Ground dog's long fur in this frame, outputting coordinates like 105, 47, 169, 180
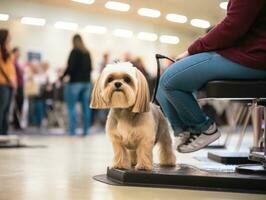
91, 62, 176, 171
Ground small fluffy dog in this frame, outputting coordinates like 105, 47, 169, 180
90, 62, 176, 171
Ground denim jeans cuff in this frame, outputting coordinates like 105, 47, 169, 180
173, 127, 186, 137
188, 117, 214, 134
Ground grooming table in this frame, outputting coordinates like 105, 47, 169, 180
94, 164, 266, 194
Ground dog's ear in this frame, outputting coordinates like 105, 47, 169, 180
90, 76, 106, 109
132, 68, 150, 113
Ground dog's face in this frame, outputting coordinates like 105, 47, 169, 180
90, 62, 150, 113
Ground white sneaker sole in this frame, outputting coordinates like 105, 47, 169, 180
177, 131, 221, 153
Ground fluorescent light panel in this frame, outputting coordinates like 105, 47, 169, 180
112, 29, 133, 38
71, 0, 95, 4
137, 32, 157, 41
21, 17, 46, 26
54, 21, 78, 30
220, 1, 228, 10
138, 8, 161, 18
159, 35, 180, 44
85, 25, 107, 34
0, 13, 9, 21
105, 1, 130, 12
166, 13, 187, 23
190, 19, 210, 29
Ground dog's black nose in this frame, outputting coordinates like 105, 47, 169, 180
114, 82, 122, 89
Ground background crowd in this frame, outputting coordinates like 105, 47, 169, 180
0, 29, 163, 136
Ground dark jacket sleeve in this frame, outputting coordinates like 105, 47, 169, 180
61, 50, 76, 80
188, 0, 265, 55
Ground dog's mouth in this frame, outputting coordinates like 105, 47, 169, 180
114, 88, 123, 92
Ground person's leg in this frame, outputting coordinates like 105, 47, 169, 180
80, 83, 92, 136
2, 87, 12, 134
157, 52, 266, 152
0, 86, 10, 135
156, 88, 187, 135
157, 53, 215, 135
35, 99, 45, 127
13, 87, 24, 129
64, 83, 80, 135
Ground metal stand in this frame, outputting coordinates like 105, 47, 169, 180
208, 102, 256, 165
236, 103, 266, 174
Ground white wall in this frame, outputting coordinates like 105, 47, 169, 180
0, 0, 196, 75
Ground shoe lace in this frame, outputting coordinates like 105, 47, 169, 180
184, 134, 200, 145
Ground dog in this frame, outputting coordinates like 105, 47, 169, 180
90, 62, 176, 171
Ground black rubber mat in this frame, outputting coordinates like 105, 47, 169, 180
93, 164, 266, 194
208, 152, 258, 165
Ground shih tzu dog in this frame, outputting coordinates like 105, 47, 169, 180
90, 62, 176, 171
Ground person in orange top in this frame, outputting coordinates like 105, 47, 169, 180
0, 29, 17, 135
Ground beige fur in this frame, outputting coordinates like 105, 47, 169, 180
90, 62, 176, 171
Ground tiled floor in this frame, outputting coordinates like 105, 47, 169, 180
0, 130, 265, 200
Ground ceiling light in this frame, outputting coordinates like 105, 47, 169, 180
138, 8, 161, 18
166, 13, 187, 23
159, 35, 180, 44
0, 13, 9, 21
85, 25, 107, 34
190, 19, 210, 29
71, 0, 95, 4
105, 1, 130, 12
112, 29, 133, 38
220, 1, 228, 10
137, 32, 157, 41
21, 17, 46, 26
54, 21, 78, 30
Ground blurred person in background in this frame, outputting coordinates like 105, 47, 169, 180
99, 52, 110, 73
12, 47, 24, 130
133, 57, 155, 96
25, 62, 53, 128
133, 57, 149, 78
34, 62, 54, 128
0, 29, 17, 135
61, 34, 92, 136
123, 52, 133, 63
92, 52, 111, 127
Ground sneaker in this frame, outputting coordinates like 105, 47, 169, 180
173, 131, 190, 149
177, 123, 221, 153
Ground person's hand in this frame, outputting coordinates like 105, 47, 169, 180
176, 50, 189, 61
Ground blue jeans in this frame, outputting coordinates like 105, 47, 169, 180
34, 99, 46, 127
0, 86, 12, 135
156, 52, 266, 136
65, 82, 92, 135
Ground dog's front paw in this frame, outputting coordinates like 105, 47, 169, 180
112, 162, 131, 170
135, 163, 153, 171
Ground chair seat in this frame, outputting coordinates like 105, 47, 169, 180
198, 80, 266, 99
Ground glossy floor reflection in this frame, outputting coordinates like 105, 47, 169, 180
0, 132, 265, 200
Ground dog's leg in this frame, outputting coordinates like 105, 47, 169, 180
129, 150, 137, 166
111, 140, 130, 169
135, 140, 153, 171
158, 119, 176, 166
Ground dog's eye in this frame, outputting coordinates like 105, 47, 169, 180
107, 77, 113, 83
124, 77, 131, 84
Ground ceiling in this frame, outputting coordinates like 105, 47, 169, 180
24, 0, 226, 35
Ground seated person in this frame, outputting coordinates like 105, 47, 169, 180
156, 0, 266, 153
